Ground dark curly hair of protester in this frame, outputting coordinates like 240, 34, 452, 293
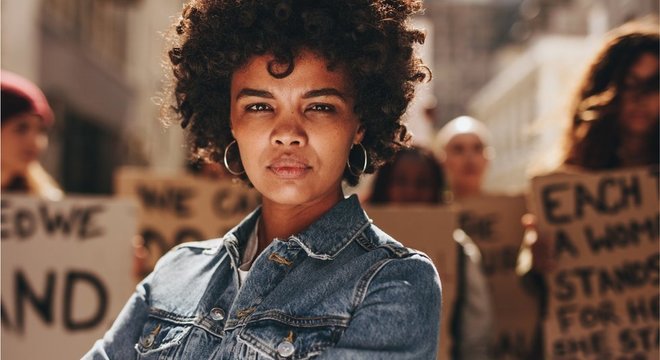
164, 0, 429, 185
564, 23, 659, 169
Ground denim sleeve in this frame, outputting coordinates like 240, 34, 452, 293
81, 272, 152, 360
317, 254, 442, 360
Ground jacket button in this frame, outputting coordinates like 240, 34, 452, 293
141, 323, 161, 348
142, 333, 155, 348
210, 307, 225, 321
276, 340, 295, 357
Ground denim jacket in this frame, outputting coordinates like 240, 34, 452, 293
84, 195, 441, 359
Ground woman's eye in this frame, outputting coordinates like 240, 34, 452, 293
246, 103, 272, 112
308, 104, 336, 113
14, 123, 30, 134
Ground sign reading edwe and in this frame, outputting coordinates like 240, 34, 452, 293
1, 194, 137, 359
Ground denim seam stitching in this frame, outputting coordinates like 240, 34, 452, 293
290, 220, 370, 260
351, 258, 394, 310
148, 309, 197, 324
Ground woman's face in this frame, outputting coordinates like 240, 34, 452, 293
442, 133, 487, 193
230, 50, 363, 207
386, 154, 438, 204
619, 52, 659, 136
1, 113, 48, 176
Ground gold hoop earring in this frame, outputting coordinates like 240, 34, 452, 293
223, 140, 245, 176
347, 143, 368, 176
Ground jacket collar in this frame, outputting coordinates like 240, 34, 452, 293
227, 194, 370, 261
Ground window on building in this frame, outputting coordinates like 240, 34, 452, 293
60, 110, 120, 194
41, 0, 132, 72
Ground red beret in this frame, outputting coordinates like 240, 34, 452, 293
1, 70, 54, 126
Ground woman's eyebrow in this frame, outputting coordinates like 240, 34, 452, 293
235, 87, 347, 101
236, 88, 274, 100
302, 88, 346, 100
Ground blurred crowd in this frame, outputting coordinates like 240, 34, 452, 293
2, 17, 658, 360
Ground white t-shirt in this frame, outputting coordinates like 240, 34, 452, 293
237, 218, 259, 285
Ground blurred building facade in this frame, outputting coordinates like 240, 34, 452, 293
403, 16, 436, 146
468, 0, 659, 194
2, 0, 185, 194
424, 0, 521, 128
470, 35, 597, 194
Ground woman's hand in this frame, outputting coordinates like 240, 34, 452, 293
132, 235, 151, 282
517, 213, 556, 275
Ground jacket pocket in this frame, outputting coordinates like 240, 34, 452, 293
237, 317, 345, 360
134, 316, 192, 359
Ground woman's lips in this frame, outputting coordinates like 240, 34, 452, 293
22, 150, 39, 162
268, 158, 311, 179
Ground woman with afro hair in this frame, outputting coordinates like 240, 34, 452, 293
85, 0, 441, 358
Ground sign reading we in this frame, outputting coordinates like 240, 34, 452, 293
1, 194, 136, 359
531, 166, 659, 360
458, 195, 539, 360
115, 167, 261, 278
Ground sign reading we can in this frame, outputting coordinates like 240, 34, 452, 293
531, 166, 659, 360
1, 194, 136, 359
115, 167, 261, 277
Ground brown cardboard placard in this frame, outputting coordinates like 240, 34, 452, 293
458, 195, 540, 359
1, 194, 137, 359
114, 167, 261, 277
365, 205, 458, 360
530, 166, 659, 360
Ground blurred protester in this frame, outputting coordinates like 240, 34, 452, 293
522, 21, 659, 273
1, 70, 62, 200
368, 145, 445, 204
434, 115, 493, 201
368, 144, 493, 360
433, 117, 495, 359
519, 21, 659, 358
564, 23, 659, 170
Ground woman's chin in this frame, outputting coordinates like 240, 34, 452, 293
258, 185, 315, 206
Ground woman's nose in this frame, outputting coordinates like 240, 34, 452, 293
270, 114, 307, 147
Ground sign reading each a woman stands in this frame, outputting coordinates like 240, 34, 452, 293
531, 166, 659, 360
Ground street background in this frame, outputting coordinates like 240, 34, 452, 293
2, 0, 658, 196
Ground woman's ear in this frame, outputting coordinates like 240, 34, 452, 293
354, 125, 365, 144
484, 146, 496, 161
437, 149, 447, 163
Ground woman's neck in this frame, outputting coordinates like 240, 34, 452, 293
618, 133, 652, 167
451, 184, 481, 201
1, 167, 19, 189
257, 188, 344, 253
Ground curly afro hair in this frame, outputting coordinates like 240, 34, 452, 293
165, 0, 429, 186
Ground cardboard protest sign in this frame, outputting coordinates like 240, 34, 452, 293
115, 167, 261, 278
1, 194, 137, 359
531, 166, 659, 360
458, 195, 540, 359
365, 205, 458, 360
